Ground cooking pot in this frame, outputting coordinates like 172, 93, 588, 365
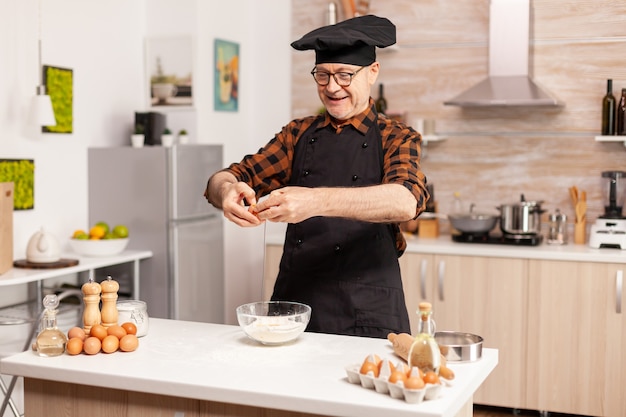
498, 194, 545, 235
448, 204, 499, 234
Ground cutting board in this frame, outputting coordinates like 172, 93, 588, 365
0, 182, 13, 274
13, 258, 79, 269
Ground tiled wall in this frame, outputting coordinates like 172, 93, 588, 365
291, 0, 626, 236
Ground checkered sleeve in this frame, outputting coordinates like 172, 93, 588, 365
379, 118, 429, 218
225, 116, 318, 200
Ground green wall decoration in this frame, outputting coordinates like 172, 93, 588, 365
43, 65, 73, 134
0, 159, 35, 210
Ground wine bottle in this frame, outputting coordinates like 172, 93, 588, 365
601, 79, 616, 135
375, 83, 388, 115
617, 88, 626, 136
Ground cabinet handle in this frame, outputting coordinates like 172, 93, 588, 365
420, 259, 427, 300
437, 260, 445, 302
617, 270, 623, 314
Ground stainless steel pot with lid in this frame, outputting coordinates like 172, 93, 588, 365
498, 194, 545, 235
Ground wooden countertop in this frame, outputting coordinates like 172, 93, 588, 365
265, 233, 626, 264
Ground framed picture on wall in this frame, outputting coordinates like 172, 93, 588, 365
145, 36, 194, 108
43, 65, 73, 134
0, 159, 35, 210
214, 39, 239, 112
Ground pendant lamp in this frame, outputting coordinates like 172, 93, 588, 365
28, 0, 56, 127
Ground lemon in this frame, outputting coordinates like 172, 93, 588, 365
112, 224, 129, 239
95, 221, 110, 234
72, 229, 87, 238
89, 225, 106, 239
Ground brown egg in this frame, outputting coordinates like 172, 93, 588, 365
101, 335, 120, 353
119, 334, 139, 352
90, 324, 107, 341
121, 322, 137, 336
359, 354, 381, 377
423, 371, 440, 385
66, 337, 84, 355
83, 336, 101, 355
67, 327, 86, 341
107, 325, 127, 340
404, 376, 425, 390
388, 369, 408, 384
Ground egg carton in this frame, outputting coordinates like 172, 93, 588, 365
344, 363, 444, 404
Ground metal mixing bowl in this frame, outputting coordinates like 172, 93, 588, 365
435, 331, 483, 362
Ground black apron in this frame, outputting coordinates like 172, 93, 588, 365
271, 117, 411, 338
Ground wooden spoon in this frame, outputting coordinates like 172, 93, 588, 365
569, 186, 578, 207
576, 200, 587, 224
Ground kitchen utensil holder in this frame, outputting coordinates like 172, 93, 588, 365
574, 221, 586, 244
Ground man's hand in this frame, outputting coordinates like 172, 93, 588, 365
254, 187, 319, 224
206, 171, 263, 227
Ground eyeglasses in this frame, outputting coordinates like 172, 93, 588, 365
310, 66, 366, 87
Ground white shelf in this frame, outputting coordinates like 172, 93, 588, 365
595, 135, 626, 146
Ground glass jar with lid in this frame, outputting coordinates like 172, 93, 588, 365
547, 209, 567, 245
116, 300, 149, 337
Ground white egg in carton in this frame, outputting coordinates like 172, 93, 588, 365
345, 358, 444, 404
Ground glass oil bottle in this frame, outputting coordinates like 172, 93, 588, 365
35, 294, 68, 357
408, 302, 441, 373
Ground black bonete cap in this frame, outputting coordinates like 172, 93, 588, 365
291, 15, 396, 66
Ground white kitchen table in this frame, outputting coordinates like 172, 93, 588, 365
0, 318, 497, 417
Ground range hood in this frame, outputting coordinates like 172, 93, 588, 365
444, 0, 562, 107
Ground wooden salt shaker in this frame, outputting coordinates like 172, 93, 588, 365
100, 275, 119, 328
81, 278, 102, 333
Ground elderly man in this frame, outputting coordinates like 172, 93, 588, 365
205, 15, 429, 338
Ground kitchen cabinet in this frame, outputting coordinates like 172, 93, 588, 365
399, 253, 528, 409
264, 237, 626, 416
526, 260, 625, 416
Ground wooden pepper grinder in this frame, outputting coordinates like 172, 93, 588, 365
100, 275, 119, 328
81, 278, 102, 333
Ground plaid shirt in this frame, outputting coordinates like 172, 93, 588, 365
223, 99, 429, 251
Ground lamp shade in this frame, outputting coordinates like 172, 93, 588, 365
28, 93, 56, 126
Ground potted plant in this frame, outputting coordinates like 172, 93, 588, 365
178, 129, 189, 144
151, 57, 177, 104
131, 124, 144, 148
161, 128, 174, 147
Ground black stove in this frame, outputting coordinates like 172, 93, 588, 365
452, 232, 543, 246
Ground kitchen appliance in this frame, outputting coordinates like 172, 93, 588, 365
589, 170, 626, 249
444, 0, 561, 107
88, 145, 224, 322
134, 111, 166, 145
452, 230, 543, 246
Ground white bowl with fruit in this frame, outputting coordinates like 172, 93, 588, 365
69, 222, 130, 257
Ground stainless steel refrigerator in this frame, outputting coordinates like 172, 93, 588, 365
88, 145, 224, 323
